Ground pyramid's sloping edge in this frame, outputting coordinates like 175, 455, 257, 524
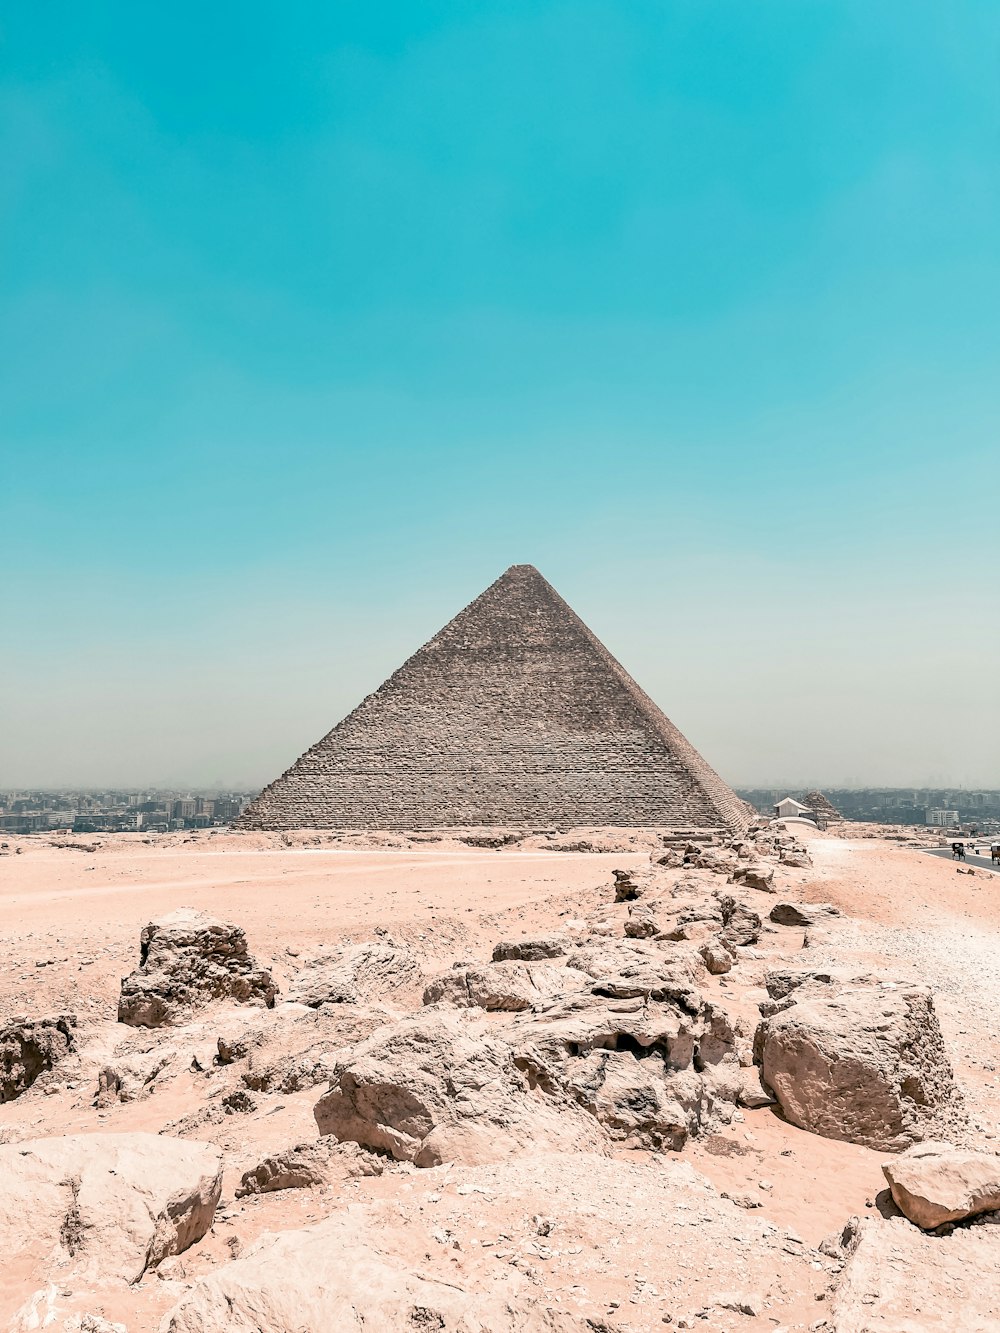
519, 570, 752, 834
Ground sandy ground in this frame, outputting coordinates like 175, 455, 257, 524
1, 827, 999, 1330
0, 834, 634, 1021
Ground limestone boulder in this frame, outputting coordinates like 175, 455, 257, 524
1, 1014, 76, 1101
118, 909, 276, 1027
830, 1214, 1000, 1331
313, 1010, 604, 1166
663, 918, 720, 946
683, 844, 737, 874
95, 1049, 172, 1106
0, 1132, 222, 1310
91, 1020, 245, 1108
236, 1139, 383, 1198
764, 965, 833, 1001
651, 846, 684, 868
675, 899, 724, 930
9, 1300, 128, 1333
623, 901, 659, 938
817, 1214, 863, 1261
699, 938, 734, 975
769, 901, 839, 927
214, 1003, 389, 1094
882, 1142, 1000, 1229
506, 988, 742, 1149
730, 862, 775, 892
760, 984, 961, 1150
422, 960, 569, 1011
780, 847, 812, 869
286, 939, 424, 1008
761, 965, 875, 1007
567, 938, 704, 1008
612, 868, 643, 901
162, 1213, 574, 1332
493, 936, 568, 961
736, 1068, 776, 1109
756, 967, 880, 1027
719, 896, 761, 949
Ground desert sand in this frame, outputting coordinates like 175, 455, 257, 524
2, 825, 999, 1330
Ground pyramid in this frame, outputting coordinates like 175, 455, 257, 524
802, 790, 841, 820
237, 565, 749, 833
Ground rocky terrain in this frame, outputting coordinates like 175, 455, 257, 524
1, 822, 999, 1330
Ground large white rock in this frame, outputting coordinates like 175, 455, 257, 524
313, 1010, 604, 1166
883, 1142, 1000, 1229
760, 984, 960, 1150
0, 1132, 222, 1320
286, 939, 423, 1008
422, 960, 570, 1011
830, 1214, 1000, 1331
162, 1213, 575, 1332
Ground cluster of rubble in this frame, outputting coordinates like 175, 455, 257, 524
2, 827, 999, 1330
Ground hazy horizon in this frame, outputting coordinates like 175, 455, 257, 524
3, 4, 998, 792
2, 557, 996, 793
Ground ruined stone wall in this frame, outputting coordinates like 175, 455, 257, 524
238, 566, 749, 833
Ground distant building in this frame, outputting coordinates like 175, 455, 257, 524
212, 797, 242, 822
0, 813, 49, 833
774, 797, 815, 821
927, 809, 960, 827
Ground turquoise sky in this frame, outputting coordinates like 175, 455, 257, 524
2, 1, 998, 788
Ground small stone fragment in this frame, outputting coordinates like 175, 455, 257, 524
624, 902, 658, 939
613, 870, 641, 902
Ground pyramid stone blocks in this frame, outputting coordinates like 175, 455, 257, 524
803, 790, 841, 820
237, 565, 748, 833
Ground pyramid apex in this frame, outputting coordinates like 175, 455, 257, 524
491, 563, 550, 591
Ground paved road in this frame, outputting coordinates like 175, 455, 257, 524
920, 846, 1000, 874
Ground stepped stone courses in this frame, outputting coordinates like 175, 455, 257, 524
238, 564, 749, 832
803, 789, 841, 819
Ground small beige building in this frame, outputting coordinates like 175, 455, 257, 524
774, 796, 815, 821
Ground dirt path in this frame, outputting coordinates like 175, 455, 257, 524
0, 835, 635, 1021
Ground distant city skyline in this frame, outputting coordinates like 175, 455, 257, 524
5, 784, 999, 839
2, 3, 997, 789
